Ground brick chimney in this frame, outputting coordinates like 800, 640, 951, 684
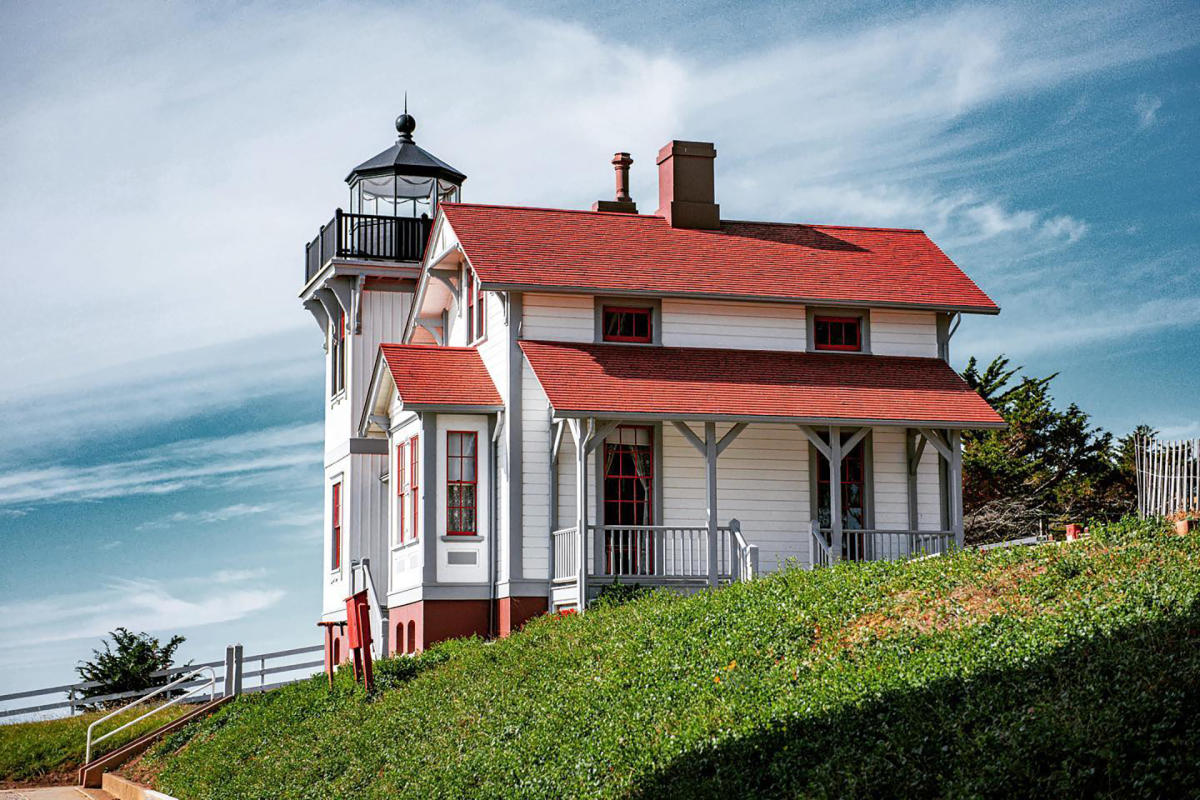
592, 152, 638, 213
655, 140, 719, 229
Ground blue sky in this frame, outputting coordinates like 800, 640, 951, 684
1, 0, 1197, 695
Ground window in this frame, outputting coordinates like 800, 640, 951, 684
603, 426, 654, 574
410, 435, 419, 539
446, 431, 477, 535
330, 312, 346, 396
465, 269, 485, 343
602, 306, 652, 343
813, 316, 861, 351
396, 441, 408, 543
330, 480, 342, 570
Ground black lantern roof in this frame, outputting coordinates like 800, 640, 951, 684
345, 113, 466, 185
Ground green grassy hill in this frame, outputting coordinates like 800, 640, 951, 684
0, 703, 191, 787
131, 518, 1200, 799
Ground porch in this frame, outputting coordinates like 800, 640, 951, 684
546, 415, 964, 611
521, 339, 1003, 611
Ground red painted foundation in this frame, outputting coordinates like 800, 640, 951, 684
385, 597, 549, 654
497, 596, 549, 637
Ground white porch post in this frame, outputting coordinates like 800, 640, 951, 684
566, 418, 592, 610
828, 425, 843, 563
705, 421, 719, 588
949, 429, 964, 549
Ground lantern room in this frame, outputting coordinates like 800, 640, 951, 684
346, 112, 466, 219
303, 110, 467, 284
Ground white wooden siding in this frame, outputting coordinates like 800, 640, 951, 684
661, 423, 811, 572
327, 290, 411, 458
323, 452, 389, 615
476, 292, 508, 397
662, 299, 806, 350
870, 309, 938, 357
522, 293, 593, 342
520, 365, 553, 580
872, 427, 943, 531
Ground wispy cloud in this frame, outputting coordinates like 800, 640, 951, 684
212, 568, 269, 584
99, 540, 122, 551
958, 294, 1200, 356
138, 503, 275, 531
0, 578, 285, 646
1134, 93, 1163, 128
0, 424, 321, 508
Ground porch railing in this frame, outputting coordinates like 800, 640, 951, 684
552, 526, 578, 583
304, 210, 433, 283
587, 524, 733, 580
551, 522, 757, 585
809, 519, 952, 566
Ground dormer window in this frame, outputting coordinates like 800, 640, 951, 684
813, 316, 861, 352
602, 306, 652, 343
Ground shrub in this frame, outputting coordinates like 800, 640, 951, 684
76, 628, 187, 709
592, 578, 652, 608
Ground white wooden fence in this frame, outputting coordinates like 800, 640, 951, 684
1136, 435, 1200, 518
0, 643, 323, 725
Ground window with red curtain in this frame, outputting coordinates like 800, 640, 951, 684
409, 435, 419, 539
603, 426, 654, 574
396, 441, 408, 543
446, 431, 477, 535
602, 306, 652, 343
330, 481, 342, 570
813, 316, 861, 351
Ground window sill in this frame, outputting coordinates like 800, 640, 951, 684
329, 390, 347, 406
391, 539, 421, 551
441, 534, 483, 542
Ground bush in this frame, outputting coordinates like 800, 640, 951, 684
592, 578, 652, 608
76, 628, 186, 710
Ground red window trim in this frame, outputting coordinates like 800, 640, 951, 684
813, 315, 862, 352
445, 431, 477, 536
330, 481, 342, 570
410, 434, 419, 540
602, 425, 655, 574
602, 306, 653, 343
396, 441, 407, 543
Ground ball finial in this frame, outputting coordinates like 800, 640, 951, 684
395, 112, 416, 141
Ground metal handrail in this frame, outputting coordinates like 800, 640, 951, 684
84, 666, 215, 764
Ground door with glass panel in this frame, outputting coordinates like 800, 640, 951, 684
816, 434, 869, 560
602, 426, 655, 575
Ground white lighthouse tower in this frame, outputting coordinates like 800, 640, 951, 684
299, 111, 465, 663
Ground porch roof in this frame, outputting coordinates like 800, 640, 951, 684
379, 344, 502, 410
519, 340, 1005, 428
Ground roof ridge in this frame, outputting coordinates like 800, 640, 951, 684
381, 343, 480, 352
721, 218, 926, 235
443, 203, 927, 234
441, 201, 664, 220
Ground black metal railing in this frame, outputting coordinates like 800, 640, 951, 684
304, 210, 433, 283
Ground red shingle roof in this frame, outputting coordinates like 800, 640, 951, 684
441, 203, 998, 313
519, 340, 1004, 427
379, 345, 502, 409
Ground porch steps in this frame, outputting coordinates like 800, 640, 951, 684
77, 697, 231, 789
